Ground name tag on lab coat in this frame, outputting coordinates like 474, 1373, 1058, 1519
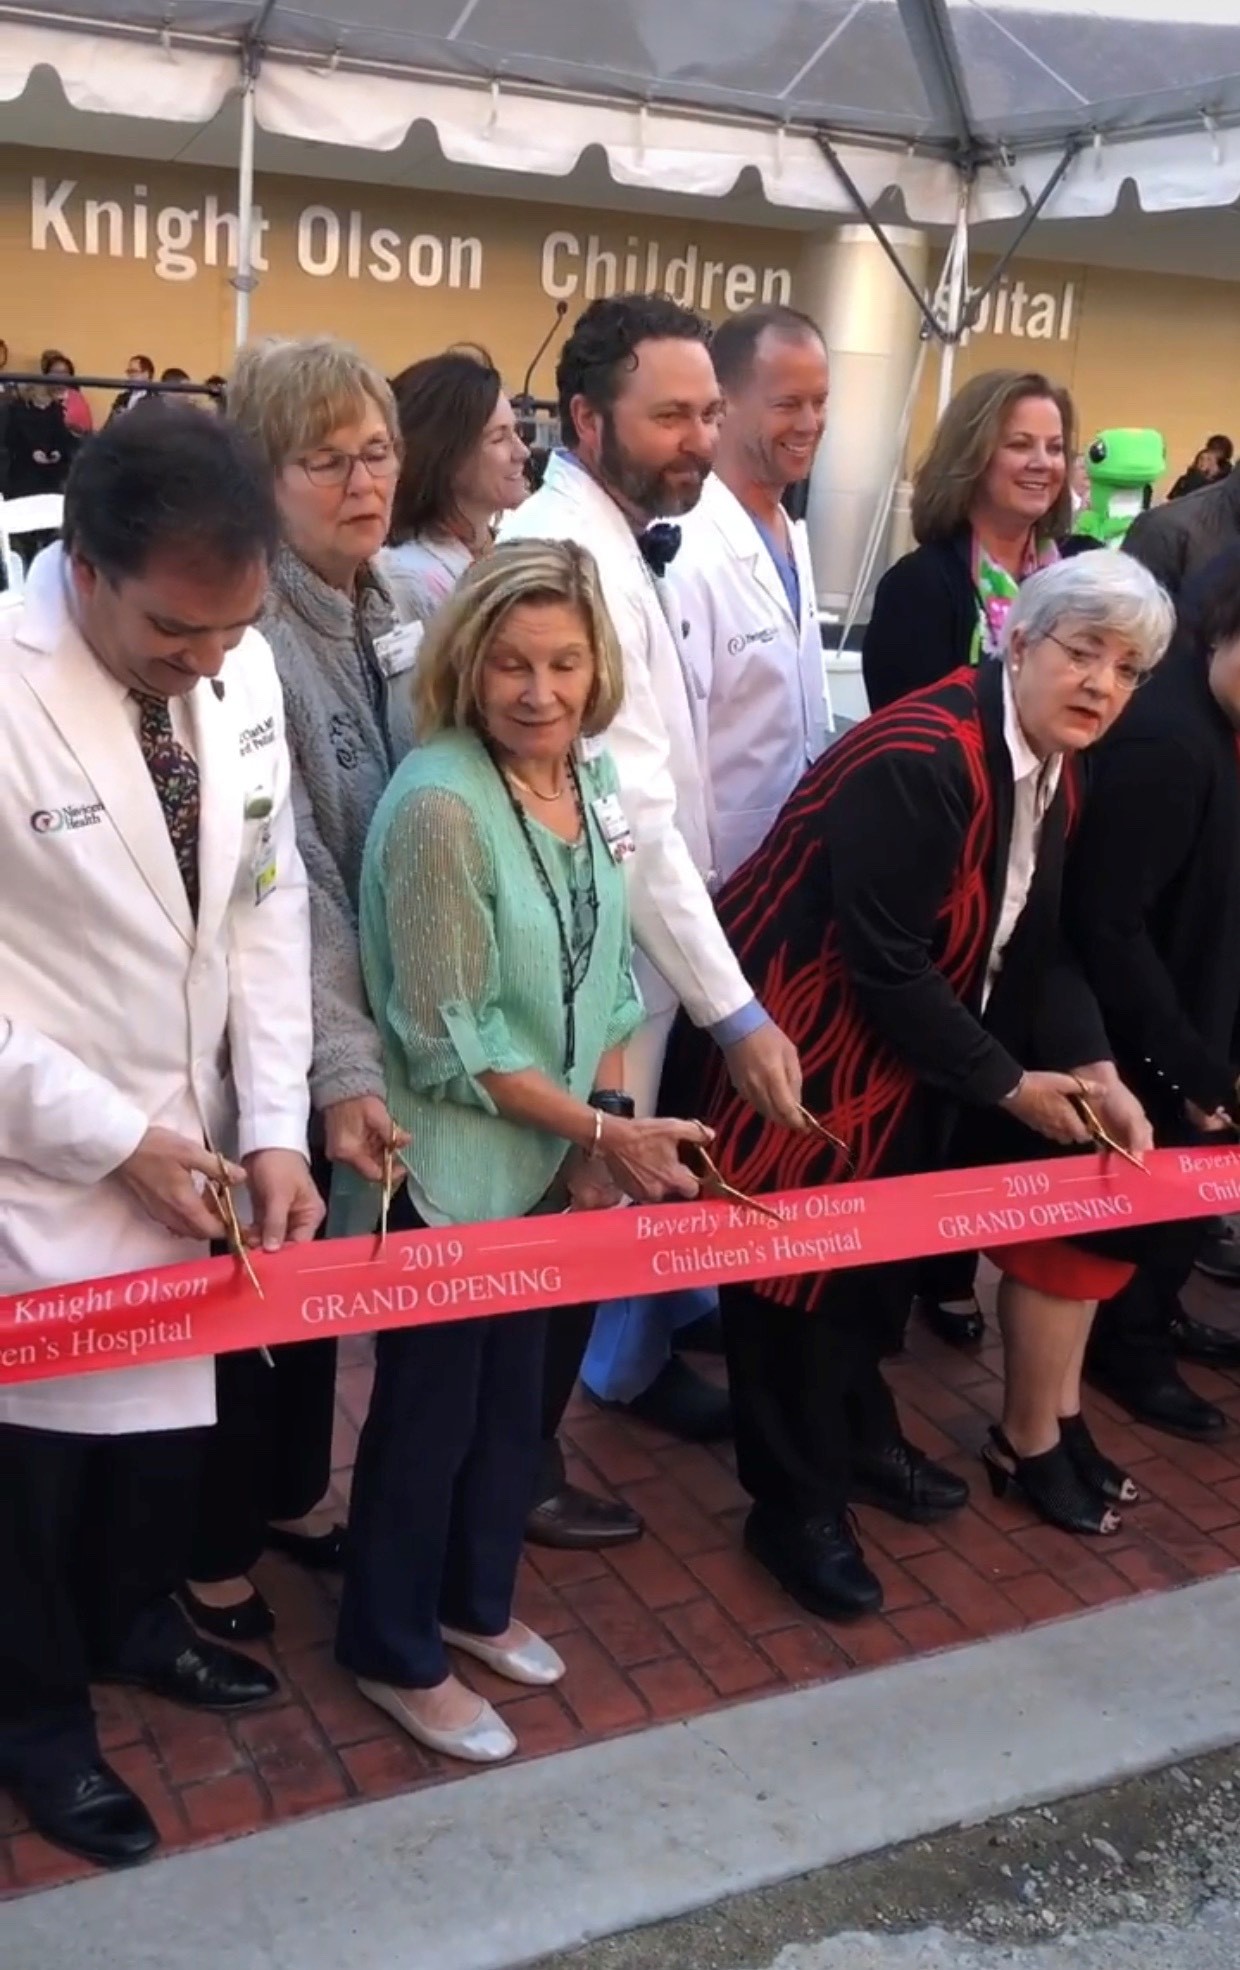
251, 822, 277, 905
592, 792, 635, 863
373, 623, 423, 680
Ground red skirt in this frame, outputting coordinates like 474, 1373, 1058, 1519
985, 1239, 1136, 1300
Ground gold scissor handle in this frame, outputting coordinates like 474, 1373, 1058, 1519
377, 1133, 401, 1253
1071, 1079, 1148, 1173
681, 1141, 783, 1223
796, 1105, 856, 1178
207, 1155, 268, 1300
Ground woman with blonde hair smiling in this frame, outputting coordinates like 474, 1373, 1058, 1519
336, 537, 706, 1762
180, 336, 414, 1643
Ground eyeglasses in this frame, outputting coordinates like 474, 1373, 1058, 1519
298, 441, 400, 488
1045, 634, 1149, 693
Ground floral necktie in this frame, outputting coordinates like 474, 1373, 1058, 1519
134, 691, 200, 919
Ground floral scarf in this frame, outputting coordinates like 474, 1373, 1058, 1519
970, 532, 1059, 665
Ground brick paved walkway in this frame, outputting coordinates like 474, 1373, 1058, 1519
6, 1276, 1240, 1898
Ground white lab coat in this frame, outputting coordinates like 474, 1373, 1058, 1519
499, 455, 752, 1106
0, 547, 313, 1435
672, 475, 833, 884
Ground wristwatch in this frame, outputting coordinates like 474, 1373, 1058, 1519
589, 1089, 636, 1120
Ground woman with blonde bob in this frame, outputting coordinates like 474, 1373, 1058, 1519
862, 367, 1075, 1353
336, 538, 706, 1763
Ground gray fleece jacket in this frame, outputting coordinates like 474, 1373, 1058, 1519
263, 544, 417, 1112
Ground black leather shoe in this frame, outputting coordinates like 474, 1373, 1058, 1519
1170, 1311, 1240, 1366
526, 1483, 644, 1549
1194, 1224, 1240, 1283
179, 1581, 275, 1643
591, 1357, 732, 1441
103, 1639, 279, 1711
915, 1295, 985, 1349
264, 1522, 346, 1571
1086, 1366, 1228, 1442
21, 1759, 158, 1869
850, 1440, 970, 1523
744, 1505, 883, 1621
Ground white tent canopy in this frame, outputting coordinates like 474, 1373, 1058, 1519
3, 0, 1240, 229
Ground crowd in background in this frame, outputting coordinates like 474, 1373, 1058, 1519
5, 296, 1240, 1875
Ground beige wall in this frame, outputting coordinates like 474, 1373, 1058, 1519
909, 257, 1240, 496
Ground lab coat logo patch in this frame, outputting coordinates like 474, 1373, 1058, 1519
30, 802, 103, 835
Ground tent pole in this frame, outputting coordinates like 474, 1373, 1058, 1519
233, 70, 257, 349
936, 181, 970, 417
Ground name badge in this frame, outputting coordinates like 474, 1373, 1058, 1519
578, 733, 606, 763
592, 792, 636, 863
251, 822, 277, 905
373, 623, 423, 680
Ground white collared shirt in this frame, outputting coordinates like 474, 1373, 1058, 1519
983, 667, 1062, 1007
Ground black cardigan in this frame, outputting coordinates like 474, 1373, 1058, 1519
1066, 562, 1240, 1119
862, 532, 977, 710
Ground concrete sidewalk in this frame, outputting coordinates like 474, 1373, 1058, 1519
7, 1572, 1240, 1970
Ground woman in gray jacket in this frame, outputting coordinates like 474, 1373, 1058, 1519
180, 335, 412, 1641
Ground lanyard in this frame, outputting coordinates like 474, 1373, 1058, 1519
495, 757, 600, 1079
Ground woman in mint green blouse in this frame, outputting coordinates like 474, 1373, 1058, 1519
337, 539, 706, 1767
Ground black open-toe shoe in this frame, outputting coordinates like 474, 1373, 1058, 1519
1059, 1412, 1141, 1506
981, 1424, 1121, 1537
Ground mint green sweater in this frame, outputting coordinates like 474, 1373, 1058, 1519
358, 727, 644, 1225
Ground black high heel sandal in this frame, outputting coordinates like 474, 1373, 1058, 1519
981, 1425, 1122, 1537
1059, 1412, 1141, 1506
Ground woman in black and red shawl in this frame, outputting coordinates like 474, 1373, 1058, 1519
663, 555, 1174, 1622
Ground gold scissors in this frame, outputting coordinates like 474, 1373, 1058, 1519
796, 1106, 856, 1178
681, 1139, 783, 1223
377, 1132, 401, 1254
206, 1154, 273, 1364
1071, 1078, 1148, 1174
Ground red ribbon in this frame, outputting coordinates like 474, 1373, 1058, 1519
3, 1145, 1238, 1387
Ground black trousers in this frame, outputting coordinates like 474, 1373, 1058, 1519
721, 1264, 905, 1520
917, 1250, 979, 1308
0, 1424, 201, 1778
1088, 1222, 1206, 1386
336, 1192, 548, 1688
537, 1301, 597, 1502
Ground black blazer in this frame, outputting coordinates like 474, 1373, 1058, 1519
1066, 566, 1240, 1119
862, 531, 977, 710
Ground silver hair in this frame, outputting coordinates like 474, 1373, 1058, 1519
1003, 552, 1176, 672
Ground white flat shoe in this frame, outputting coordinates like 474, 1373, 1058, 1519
441, 1623, 566, 1688
356, 1678, 517, 1763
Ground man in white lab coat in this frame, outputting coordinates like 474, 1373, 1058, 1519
501, 296, 805, 1523
0, 411, 321, 1867
671, 303, 834, 886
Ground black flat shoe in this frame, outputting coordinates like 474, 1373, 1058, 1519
103, 1639, 279, 1711
525, 1483, 644, 1550
179, 1580, 275, 1643
264, 1522, 346, 1571
915, 1295, 985, 1349
1059, 1412, 1140, 1506
849, 1439, 969, 1523
744, 1505, 883, 1621
590, 1357, 733, 1442
1085, 1365, 1228, 1442
1169, 1311, 1240, 1365
20, 1759, 159, 1869
982, 1425, 1121, 1536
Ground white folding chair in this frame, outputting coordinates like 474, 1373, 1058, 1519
0, 492, 66, 598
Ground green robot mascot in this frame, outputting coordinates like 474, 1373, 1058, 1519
1074, 428, 1167, 546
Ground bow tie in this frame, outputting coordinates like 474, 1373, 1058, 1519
637, 523, 682, 577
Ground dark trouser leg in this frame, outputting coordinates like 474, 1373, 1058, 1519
337, 1319, 490, 1689
78, 1431, 203, 1675
535, 1302, 597, 1504
917, 1251, 979, 1306
440, 1310, 548, 1637
721, 1272, 884, 1519
0, 1426, 96, 1779
258, 1338, 338, 1523
1088, 1228, 1202, 1385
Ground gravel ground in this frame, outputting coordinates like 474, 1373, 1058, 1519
528, 1746, 1240, 1969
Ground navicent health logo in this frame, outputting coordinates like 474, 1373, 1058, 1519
30, 809, 63, 834
30, 802, 104, 834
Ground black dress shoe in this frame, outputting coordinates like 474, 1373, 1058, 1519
103, 1639, 279, 1711
1086, 1365, 1228, 1442
915, 1295, 985, 1349
1170, 1311, 1240, 1366
21, 1759, 158, 1869
850, 1440, 969, 1523
264, 1522, 346, 1571
591, 1357, 732, 1442
744, 1505, 883, 1621
526, 1483, 644, 1550
179, 1581, 275, 1643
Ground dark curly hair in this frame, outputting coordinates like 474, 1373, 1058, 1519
555, 293, 710, 447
